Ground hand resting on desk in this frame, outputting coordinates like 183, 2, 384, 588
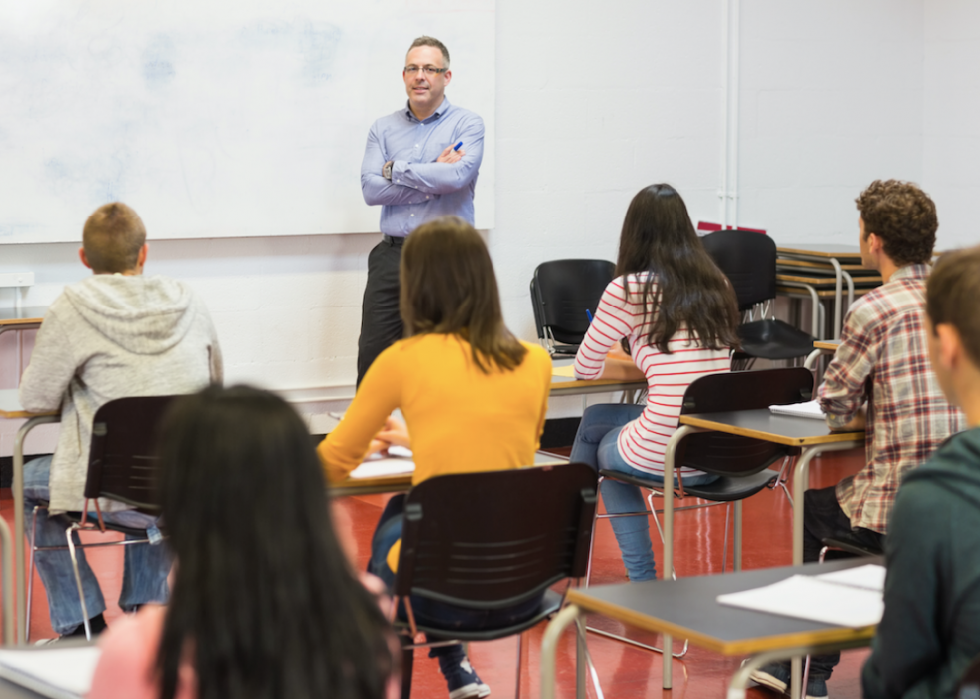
366, 416, 411, 456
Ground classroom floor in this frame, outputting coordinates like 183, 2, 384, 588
0, 446, 870, 698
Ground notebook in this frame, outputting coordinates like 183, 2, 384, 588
769, 399, 825, 420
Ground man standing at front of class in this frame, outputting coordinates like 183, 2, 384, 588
357, 36, 484, 386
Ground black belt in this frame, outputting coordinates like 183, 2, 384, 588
382, 234, 406, 246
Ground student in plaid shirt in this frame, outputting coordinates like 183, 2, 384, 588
752, 180, 965, 699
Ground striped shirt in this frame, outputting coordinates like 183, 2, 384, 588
819, 264, 965, 533
574, 274, 731, 477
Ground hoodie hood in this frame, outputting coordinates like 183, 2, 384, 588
63, 274, 196, 355
904, 427, 980, 509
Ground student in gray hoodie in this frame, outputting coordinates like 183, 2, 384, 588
20, 202, 222, 641
862, 244, 980, 698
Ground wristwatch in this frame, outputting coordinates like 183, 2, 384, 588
382, 161, 394, 180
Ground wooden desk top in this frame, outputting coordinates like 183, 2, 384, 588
813, 340, 841, 352
776, 245, 862, 259
777, 285, 876, 299
549, 360, 646, 396
330, 452, 570, 497
0, 389, 59, 420
567, 559, 878, 655
775, 273, 881, 287
0, 307, 46, 326
776, 258, 871, 272
679, 409, 863, 447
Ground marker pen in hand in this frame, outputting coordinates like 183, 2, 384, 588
453, 141, 463, 151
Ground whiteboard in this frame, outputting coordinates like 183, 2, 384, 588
0, 0, 495, 243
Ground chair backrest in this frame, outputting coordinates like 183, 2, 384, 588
701, 229, 777, 311
531, 260, 616, 346
677, 368, 815, 477
394, 464, 598, 608
83, 395, 180, 512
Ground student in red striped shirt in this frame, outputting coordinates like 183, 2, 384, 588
568, 184, 739, 582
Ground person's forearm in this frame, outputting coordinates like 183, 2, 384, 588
598, 357, 646, 381
392, 159, 479, 195
361, 173, 435, 206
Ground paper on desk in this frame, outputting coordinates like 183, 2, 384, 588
349, 457, 415, 479
551, 364, 577, 378
816, 563, 886, 591
0, 645, 101, 699
716, 574, 883, 628
769, 399, 825, 420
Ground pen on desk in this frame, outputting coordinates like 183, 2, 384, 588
586, 309, 594, 323
453, 141, 463, 151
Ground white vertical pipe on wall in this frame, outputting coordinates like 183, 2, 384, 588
720, 0, 740, 229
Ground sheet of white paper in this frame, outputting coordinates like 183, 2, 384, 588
815, 564, 886, 592
348, 458, 415, 479
769, 400, 826, 420
0, 646, 101, 699
716, 575, 883, 628
386, 445, 413, 458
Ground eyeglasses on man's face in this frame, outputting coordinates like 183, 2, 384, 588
404, 65, 447, 76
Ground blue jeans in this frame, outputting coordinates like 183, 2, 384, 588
368, 496, 541, 672
570, 403, 718, 582
23, 456, 172, 635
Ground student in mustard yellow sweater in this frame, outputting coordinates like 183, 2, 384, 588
318, 215, 551, 699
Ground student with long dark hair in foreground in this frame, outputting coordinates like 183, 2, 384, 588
319, 216, 552, 699
569, 184, 739, 583
89, 385, 397, 699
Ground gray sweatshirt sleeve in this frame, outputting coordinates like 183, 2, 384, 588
19, 309, 75, 413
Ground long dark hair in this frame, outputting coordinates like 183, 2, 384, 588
154, 385, 394, 699
616, 184, 739, 353
401, 216, 527, 372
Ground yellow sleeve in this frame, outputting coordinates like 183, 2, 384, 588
317, 345, 403, 483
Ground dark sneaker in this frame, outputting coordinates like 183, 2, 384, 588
750, 662, 790, 693
749, 661, 828, 699
445, 655, 491, 699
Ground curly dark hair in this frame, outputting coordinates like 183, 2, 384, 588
855, 180, 937, 265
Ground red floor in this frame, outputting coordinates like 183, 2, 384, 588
1, 446, 869, 698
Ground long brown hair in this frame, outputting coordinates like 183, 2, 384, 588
401, 216, 527, 373
616, 184, 739, 353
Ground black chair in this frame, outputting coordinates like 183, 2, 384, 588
701, 229, 815, 368
392, 464, 598, 699
26, 395, 178, 641
586, 368, 814, 653
530, 259, 616, 355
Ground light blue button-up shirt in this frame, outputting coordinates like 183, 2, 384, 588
360, 97, 484, 237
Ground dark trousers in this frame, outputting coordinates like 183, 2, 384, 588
799, 486, 885, 681
357, 238, 404, 387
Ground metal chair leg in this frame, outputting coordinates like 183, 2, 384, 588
584, 477, 604, 588
65, 525, 92, 641
575, 616, 606, 699
25, 506, 40, 643
514, 632, 523, 699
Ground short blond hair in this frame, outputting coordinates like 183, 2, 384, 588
82, 203, 146, 273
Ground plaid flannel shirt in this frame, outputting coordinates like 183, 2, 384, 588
818, 264, 965, 533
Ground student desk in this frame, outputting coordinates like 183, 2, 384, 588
776, 245, 863, 339
330, 451, 570, 497
548, 360, 646, 398
0, 390, 59, 645
540, 558, 878, 699
0, 309, 45, 387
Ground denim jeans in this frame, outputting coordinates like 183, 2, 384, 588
569, 403, 718, 582
368, 496, 541, 671
23, 456, 172, 635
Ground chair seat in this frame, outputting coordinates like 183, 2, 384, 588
737, 319, 814, 360
821, 534, 884, 558
59, 511, 154, 539
550, 344, 580, 356
598, 468, 779, 503
398, 588, 564, 643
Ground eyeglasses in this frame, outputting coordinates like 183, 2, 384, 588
404, 65, 447, 76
